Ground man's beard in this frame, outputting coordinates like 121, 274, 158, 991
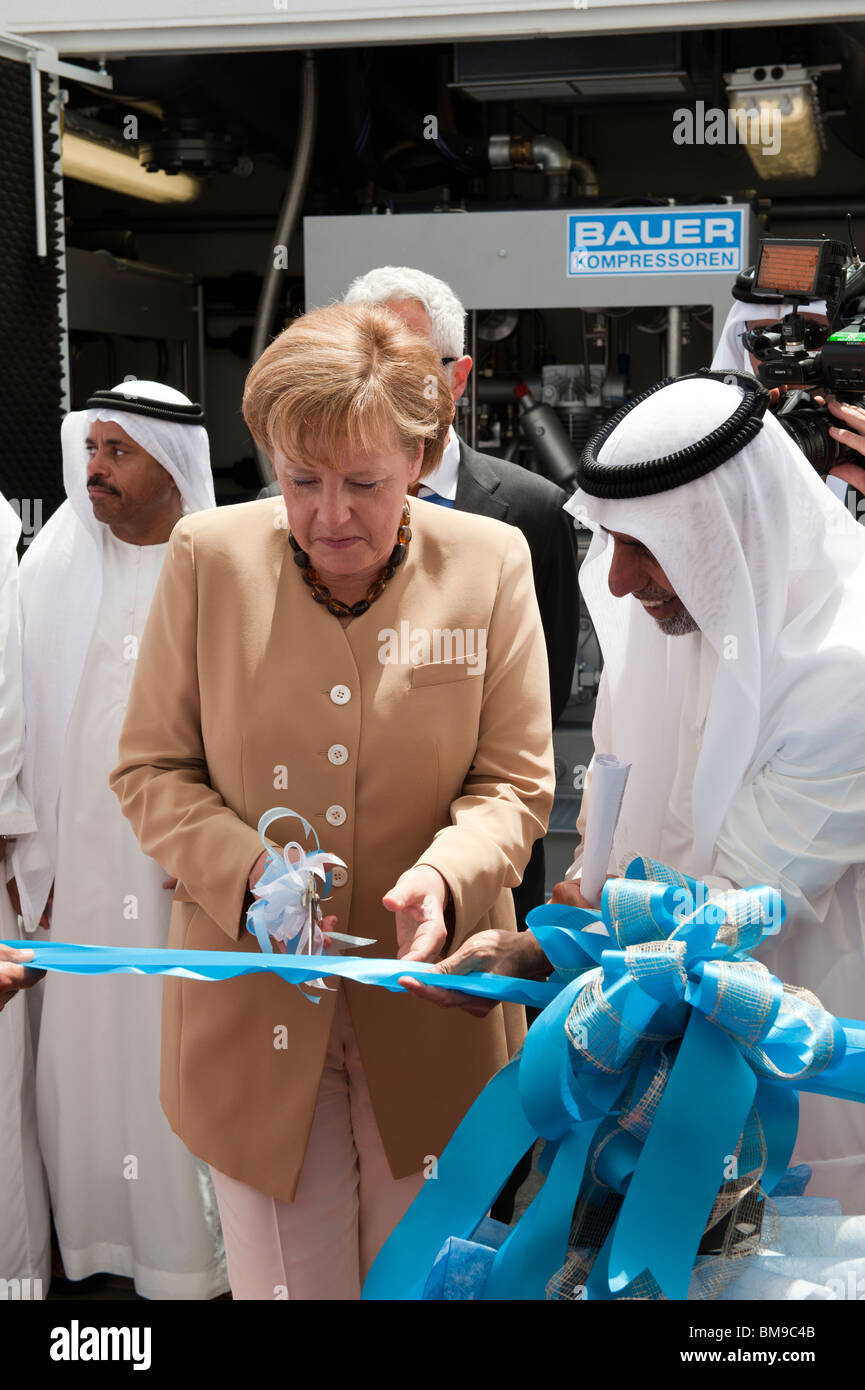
656, 607, 699, 636
635, 584, 699, 637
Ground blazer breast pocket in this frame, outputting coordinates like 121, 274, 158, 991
410, 660, 483, 690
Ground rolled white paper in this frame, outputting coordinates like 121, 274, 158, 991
572, 753, 631, 907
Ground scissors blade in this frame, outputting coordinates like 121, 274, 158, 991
307, 870, 321, 954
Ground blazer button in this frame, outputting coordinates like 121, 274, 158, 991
328, 744, 349, 765
330, 684, 351, 705
331, 866, 349, 886
326, 805, 347, 826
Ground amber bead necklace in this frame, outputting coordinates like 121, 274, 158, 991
288, 501, 412, 619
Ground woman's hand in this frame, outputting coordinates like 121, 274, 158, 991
248, 850, 269, 894
247, 849, 339, 951
0, 942, 44, 1013
383, 865, 449, 963
247, 839, 301, 895
399, 929, 552, 1018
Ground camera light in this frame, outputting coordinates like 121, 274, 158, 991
725, 65, 823, 180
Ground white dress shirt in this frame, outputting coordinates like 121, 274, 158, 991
417, 426, 460, 502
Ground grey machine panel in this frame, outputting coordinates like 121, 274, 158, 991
304, 205, 757, 347
67, 247, 197, 341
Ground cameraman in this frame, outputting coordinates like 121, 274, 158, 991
712, 298, 865, 501
711, 296, 828, 376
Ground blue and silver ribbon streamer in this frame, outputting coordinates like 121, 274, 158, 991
362, 857, 865, 1301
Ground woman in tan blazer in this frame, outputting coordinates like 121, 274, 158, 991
110, 303, 555, 1300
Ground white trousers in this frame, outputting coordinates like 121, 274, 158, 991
210, 990, 424, 1300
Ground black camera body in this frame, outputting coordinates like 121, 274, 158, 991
735, 235, 865, 473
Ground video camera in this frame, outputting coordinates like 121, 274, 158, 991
734, 230, 865, 473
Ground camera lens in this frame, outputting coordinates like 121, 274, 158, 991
777, 409, 839, 474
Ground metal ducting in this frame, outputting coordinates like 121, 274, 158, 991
451, 33, 691, 104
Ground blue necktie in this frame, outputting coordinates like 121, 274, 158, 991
420, 489, 455, 508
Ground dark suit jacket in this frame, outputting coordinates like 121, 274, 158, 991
258, 440, 579, 922
453, 440, 578, 928
453, 440, 577, 726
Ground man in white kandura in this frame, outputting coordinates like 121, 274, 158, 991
0, 492, 49, 1297
10, 380, 228, 1298
413, 371, 865, 1213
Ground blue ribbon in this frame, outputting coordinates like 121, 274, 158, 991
6, 801, 560, 1011
3, 939, 560, 1011
363, 857, 865, 1301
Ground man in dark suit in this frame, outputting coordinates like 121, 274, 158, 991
451, 440, 577, 934
259, 268, 578, 927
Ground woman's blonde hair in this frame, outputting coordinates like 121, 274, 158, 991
242, 302, 454, 478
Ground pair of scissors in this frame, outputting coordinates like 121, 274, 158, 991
301, 871, 323, 954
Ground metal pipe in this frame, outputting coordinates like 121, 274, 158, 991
515, 385, 579, 488
474, 374, 542, 405
531, 136, 599, 199
581, 311, 591, 396
568, 154, 599, 198
667, 305, 682, 379
767, 201, 865, 222
251, 50, 318, 485
503, 434, 520, 462
489, 133, 599, 202
530, 134, 570, 176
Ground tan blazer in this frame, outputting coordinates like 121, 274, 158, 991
110, 496, 555, 1203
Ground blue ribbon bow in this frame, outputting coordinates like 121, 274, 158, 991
362, 857, 865, 1301
245, 807, 335, 956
